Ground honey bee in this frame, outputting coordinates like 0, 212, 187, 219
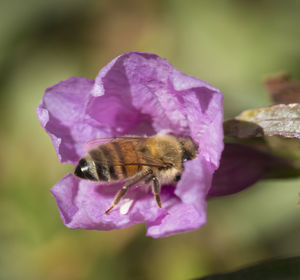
74, 134, 198, 214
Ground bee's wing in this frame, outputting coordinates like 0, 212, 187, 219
83, 137, 145, 153
116, 139, 170, 169
85, 137, 170, 169
111, 159, 167, 168
83, 138, 113, 152
131, 155, 169, 168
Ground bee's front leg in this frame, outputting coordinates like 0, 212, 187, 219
105, 169, 153, 215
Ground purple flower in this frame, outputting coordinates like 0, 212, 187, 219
37, 52, 224, 238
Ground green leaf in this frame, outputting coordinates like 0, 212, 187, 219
196, 256, 300, 280
224, 104, 300, 138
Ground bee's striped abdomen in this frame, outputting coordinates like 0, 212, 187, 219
88, 148, 110, 182
87, 139, 146, 182
111, 142, 128, 179
100, 145, 119, 181
122, 140, 142, 176
110, 140, 141, 179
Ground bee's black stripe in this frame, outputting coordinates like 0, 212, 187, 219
112, 142, 127, 177
101, 145, 118, 180
95, 164, 109, 181
89, 149, 109, 181
89, 149, 102, 162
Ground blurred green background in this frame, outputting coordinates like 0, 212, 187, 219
1, 0, 300, 279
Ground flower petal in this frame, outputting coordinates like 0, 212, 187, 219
146, 203, 205, 238
40, 52, 224, 237
92, 52, 224, 166
37, 77, 112, 163
51, 173, 206, 238
50, 173, 79, 225
175, 155, 213, 213
91, 51, 224, 214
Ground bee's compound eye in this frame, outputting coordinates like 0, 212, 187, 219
174, 174, 181, 182
74, 159, 97, 181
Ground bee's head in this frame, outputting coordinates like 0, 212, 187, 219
74, 158, 98, 181
178, 137, 199, 162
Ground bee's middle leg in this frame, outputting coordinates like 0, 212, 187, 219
105, 169, 152, 215
151, 176, 162, 208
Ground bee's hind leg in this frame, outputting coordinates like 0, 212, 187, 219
105, 169, 153, 215
151, 176, 162, 208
